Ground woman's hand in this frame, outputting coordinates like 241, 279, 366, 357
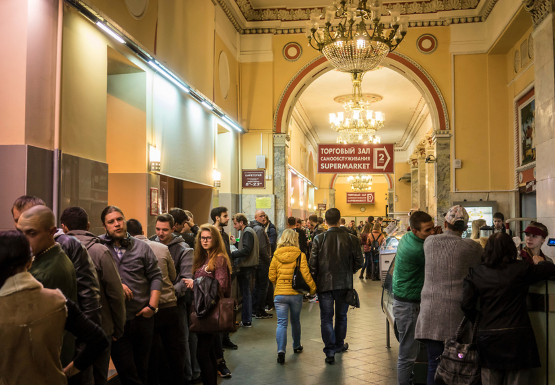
183, 278, 194, 289
63, 362, 80, 378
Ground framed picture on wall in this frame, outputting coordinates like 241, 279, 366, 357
150, 188, 159, 216
517, 89, 535, 167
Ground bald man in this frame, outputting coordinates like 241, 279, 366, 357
17, 205, 78, 366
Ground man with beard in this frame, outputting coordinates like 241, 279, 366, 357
99, 206, 162, 385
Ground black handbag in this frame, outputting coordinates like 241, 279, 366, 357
435, 317, 481, 385
193, 276, 219, 318
292, 254, 311, 294
344, 236, 360, 308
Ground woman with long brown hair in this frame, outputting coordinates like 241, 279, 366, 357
190, 224, 232, 385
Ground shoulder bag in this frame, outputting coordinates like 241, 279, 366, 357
435, 317, 481, 385
292, 253, 311, 294
344, 234, 360, 308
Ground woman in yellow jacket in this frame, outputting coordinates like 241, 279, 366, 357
269, 229, 316, 364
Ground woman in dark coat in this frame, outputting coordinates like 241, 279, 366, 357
462, 232, 555, 385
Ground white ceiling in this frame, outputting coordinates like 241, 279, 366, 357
298, 67, 423, 145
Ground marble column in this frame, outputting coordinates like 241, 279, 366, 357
418, 153, 427, 211
411, 166, 419, 210
526, 7, 555, 259
329, 188, 336, 209
273, 134, 289, 236
434, 132, 452, 226
388, 189, 395, 217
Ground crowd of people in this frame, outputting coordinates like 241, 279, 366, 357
0, 196, 369, 385
392, 206, 555, 385
1, 194, 553, 385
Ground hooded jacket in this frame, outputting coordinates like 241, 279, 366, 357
269, 246, 316, 296
151, 234, 193, 300
67, 230, 126, 339
249, 220, 272, 266
265, 221, 278, 256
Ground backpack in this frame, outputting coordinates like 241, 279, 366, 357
370, 234, 381, 257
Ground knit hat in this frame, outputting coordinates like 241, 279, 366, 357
444, 205, 469, 225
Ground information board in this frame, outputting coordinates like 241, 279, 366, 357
242, 170, 265, 188
346, 192, 375, 204
317, 144, 394, 174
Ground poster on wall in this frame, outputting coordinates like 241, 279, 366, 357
517, 89, 535, 167
317, 144, 394, 174
347, 192, 375, 204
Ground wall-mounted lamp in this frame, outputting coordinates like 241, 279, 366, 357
149, 145, 161, 172
213, 169, 221, 187
308, 204, 312, 209
291, 198, 295, 205
425, 155, 436, 163
300, 201, 304, 207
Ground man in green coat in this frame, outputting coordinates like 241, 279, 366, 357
392, 211, 435, 385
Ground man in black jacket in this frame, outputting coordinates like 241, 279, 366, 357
310, 208, 363, 364
250, 210, 273, 319
288, 217, 307, 256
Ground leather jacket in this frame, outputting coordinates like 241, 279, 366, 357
309, 227, 364, 293
55, 233, 101, 325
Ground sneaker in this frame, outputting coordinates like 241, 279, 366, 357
325, 356, 335, 364
336, 343, 349, 353
222, 339, 238, 350
293, 345, 304, 353
265, 306, 274, 312
309, 295, 318, 303
217, 360, 232, 378
240, 321, 252, 327
255, 312, 272, 319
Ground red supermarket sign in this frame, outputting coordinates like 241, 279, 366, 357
317, 144, 394, 174
347, 192, 375, 204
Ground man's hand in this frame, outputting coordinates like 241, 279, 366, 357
183, 278, 194, 290
187, 220, 195, 229
63, 362, 80, 378
431, 226, 443, 235
230, 234, 237, 244
533, 255, 546, 265
136, 307, 154, 318
122, 284, 133, 301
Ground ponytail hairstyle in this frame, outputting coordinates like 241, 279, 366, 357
0, 231, 33, 288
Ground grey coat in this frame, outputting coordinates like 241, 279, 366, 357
415, 230, 482, 342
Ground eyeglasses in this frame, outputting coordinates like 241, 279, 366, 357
200, 236, 212, 242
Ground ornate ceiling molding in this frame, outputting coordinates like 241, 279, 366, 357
524, 0, 554, 27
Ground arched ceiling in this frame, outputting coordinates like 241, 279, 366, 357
297, 67, 424, 145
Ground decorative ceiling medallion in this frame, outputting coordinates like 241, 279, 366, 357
333, 93, 383, 104
416, 34, 438, 54
124, 0, 149, 20
283, 42, 302, 62
514, 50, 520, 73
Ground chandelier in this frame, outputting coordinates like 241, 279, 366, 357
330, 72, 384, 144
306, 0, 409, 74
348, 174, 373, 191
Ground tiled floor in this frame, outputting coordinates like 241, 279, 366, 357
222, 276, 399, 384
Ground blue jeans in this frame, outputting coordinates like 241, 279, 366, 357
318, 290, 349, 357
423, 339, 444, 385
393, 299, 421, 385
274, 295, 303, 353
237, 268, 253, 323
360, 251, 372, 276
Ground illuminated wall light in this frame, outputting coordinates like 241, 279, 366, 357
300, 201, 304, 207
213, 169, 221, 187
96, 22, 125, 44
149, 145, 161, 172
223, 116, 243, 132
290, 198, 295, 205
201, 101, 214, 110
148, 61, 190, 94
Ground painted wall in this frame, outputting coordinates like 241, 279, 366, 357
395, 162, 412, 213
240, 132, 273, 194
334, 182, 389, 218
214, 33, 239, 120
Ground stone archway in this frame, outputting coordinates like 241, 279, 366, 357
273, 52, 452, 231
